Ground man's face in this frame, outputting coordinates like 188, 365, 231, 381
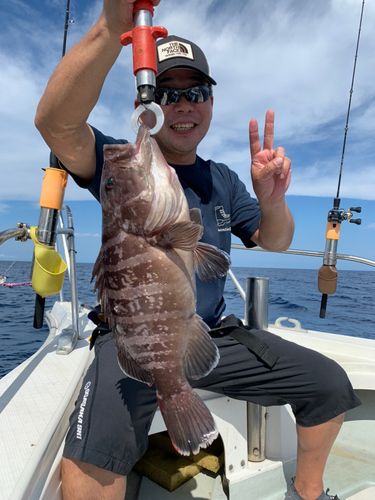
153, 69, 213, 165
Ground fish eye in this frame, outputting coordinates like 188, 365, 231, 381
105, 177, 115, 189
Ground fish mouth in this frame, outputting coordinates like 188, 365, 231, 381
171, 123, 197, 131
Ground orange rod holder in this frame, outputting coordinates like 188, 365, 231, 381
34, 155, 68, 329
39, 167, 68, 211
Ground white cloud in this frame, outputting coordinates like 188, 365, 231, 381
0, 0, 374, 203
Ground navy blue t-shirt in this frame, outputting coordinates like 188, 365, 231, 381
73, 127, 261, 328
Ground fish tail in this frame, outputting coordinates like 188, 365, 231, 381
157, 386, 218, 456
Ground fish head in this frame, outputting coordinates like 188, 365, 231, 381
101, 126, 156, 232
101, 125, 187, 236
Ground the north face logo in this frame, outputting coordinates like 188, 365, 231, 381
175, 43, 188, 54
215, 206, 231, 231
157, 41, 194, 62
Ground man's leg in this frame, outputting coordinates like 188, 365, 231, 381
61, 458, 126, 500
193, 323, 360, 499
62, 333, 158, 500
293, 413, 345, 500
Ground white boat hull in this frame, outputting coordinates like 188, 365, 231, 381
0, 303, 374, 500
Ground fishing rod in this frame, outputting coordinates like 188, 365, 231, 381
33, 0, 74, 328
62, 0, 74, 57
317, 0, 365, 319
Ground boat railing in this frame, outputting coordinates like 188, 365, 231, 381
229, 244, 375, 301
55, 205, 80, 355
0, 223, 30, 245
242, 277, 269, 462
0, 205, 80, 354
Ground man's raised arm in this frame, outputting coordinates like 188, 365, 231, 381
35, 0, 160, 181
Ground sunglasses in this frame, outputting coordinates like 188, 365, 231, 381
154, 86, 212, 106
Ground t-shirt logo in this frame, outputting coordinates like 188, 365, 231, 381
215, 206, 231, 231
157, 41, 194, 62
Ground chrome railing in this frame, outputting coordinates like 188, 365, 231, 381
229, 245, 375, 300
0, 206, 80, 354
55, 206, 79, 355
231, 244, 375, 268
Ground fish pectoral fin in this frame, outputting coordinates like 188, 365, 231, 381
184, 315, 219, 380
157, 221, 203, 250
117, 349, 154, 385
193, 242, 231, 282
189, 208, 203, 226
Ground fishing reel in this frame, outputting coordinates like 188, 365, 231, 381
327, 202, 362, 225
318, 198, 362, 318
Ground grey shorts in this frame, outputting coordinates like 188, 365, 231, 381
63, 321, 361, 476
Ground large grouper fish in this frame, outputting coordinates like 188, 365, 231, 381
92, 125, 231, 455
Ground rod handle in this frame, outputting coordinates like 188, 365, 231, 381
34, 294, 45, 329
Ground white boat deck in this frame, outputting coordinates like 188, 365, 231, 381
125, 471, 375, 500
0, 305, 374, 500
0, 302, 95, 500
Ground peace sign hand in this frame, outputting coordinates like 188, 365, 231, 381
249, 110, 291, 206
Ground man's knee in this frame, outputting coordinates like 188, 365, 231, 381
61, 457, 126, 500
314, 355, 352, 397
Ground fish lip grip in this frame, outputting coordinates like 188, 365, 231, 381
130, 101, 164, 135
120, 0, 168, 135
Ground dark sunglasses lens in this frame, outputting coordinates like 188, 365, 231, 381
187, 88, 204, 103
155, 89, 172, 105
154, 89, 168, 105
155, 86, 210, 105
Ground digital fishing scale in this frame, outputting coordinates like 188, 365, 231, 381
120, 0, 167, 135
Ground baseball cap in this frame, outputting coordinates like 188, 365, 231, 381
156, 35, 217, 86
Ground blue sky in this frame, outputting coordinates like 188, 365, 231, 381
0, 0, 374, 271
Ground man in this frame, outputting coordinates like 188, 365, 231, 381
35, 2, 360, 500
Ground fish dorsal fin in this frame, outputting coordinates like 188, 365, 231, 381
194, 242, 231, 282
156, 221, 203, 250
184, 315, 219, 380
189, 208, 203, 226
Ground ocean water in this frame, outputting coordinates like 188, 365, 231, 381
0, 261, 374, 379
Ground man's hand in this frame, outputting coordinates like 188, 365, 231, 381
249, 110, 294, 251
249, 110, 291, 206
